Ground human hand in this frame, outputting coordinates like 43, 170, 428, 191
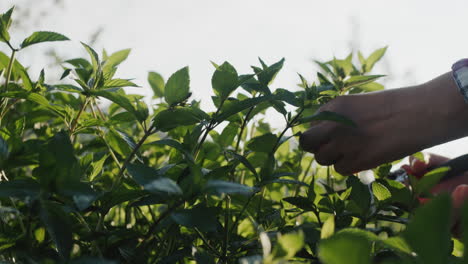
299, 72, 468, 175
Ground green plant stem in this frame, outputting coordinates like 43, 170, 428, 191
234, 105, 255, 152
70, 97, 90, 138
194, 99, 226, 158
0, 49, 16, 127
194, 228, 221, 257
2, 49, 15, 92
222, 195, 231, 263
111, 123, 156, 190
228, 193, 254, 236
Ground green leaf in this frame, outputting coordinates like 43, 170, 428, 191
215, 94, 275, 122
415, 167, 450, 196
20, 31, 69, 49
165, 66, 190, 106
0, 7, 14, 43
371, 181, 391, 201
366, 46, 387, 72
0, 178, 40, 199
257, 58, 285, 86
403, 194, 452, 264
225, 150, 259, 181
283, 196, 314, 211
357, 82, 384, 92
461, 203, 468, 264
217, 122, 239, 147
103, 48, 131, 71
346, 176, 371, 215
81, 42, 100, 70
318, 230, 372, 264
105, 128, 135, 157
321, 215, 335, 239
148, 139, 194, 163
89, 155, 108, 181
153, 107, 205, 132
0, 135, 8, 167
171, 204, 219, 232
148, 71, 165, 98
91, 89, 144, 122
40, 201, 72, 260
247, 133, 277, 153
127, 163, 182, 195
344, 75, 385, 89
211, 61, 238, 100
70, 257, 117, 264
204, 180, 255, 196
298, 111, 356, 127
103, 78, 138, 88
272, 230, 305, 259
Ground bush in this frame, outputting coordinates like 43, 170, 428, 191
0, 6, 466, 264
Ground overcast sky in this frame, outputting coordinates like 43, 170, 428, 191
3, 0, 468, 158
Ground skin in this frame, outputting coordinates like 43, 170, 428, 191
299, 72, 468, 175
299, 72, 468, 235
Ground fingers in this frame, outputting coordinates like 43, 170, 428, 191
408, 153, 450, 178
452, 184, 468, 209
299, 122, 333, 153
314, 142, 343, 166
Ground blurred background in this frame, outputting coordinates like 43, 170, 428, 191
2, 0, 468, 159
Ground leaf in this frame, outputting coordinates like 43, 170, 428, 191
89, 155, 108, 181
171, 204, 219, 232
105, 128, 134, 157
225, 150, 259, 181
247, 133, 277, 153
70, 257, 117, 264
215, 94, 275, 122
283, 196, 314, 211
0, 178, 40, 199
0, 7, 14, 43
344, 75, 385, 89
40, 201, 72, 260
415, 167, 450, 196
211, 61, 238, 100
91, 89, 143, 122
81, 42, 100, 70
321, 215, 335, 239
273, 230, 305, 259
357, 82, 384, 92
153, 107, 205, 132
204, 180, 255, 196
103, 78, 138, 88
257, 58, 285, 86
298, 111, 356, 127
20, 31, 69, 49
148, 139, 194, 163
103, 48, 131, 71
403, 194, 452, 264
0, 135, 8, 167
318, 230, 372, 264
366, 46, 387, 72
371, 181, 391, 201
148, 71, 165, 98
127, 163, 182, 196
164, 66, 190, 106
274, 88, 300, 107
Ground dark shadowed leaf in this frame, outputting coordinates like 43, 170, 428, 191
153, 107, 205, 132
403, 194, 451, 264
318, 230, 371, 264
40, 201, 72, 260
171, 204, 219, 232
247, 133, 277, 153
0, 178, 40, 199
127, 163, 182, 195
205, 180, 256, 196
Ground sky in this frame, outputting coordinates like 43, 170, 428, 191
3, 0, 468, 159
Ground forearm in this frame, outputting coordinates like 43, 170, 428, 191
385, 72, 468, 154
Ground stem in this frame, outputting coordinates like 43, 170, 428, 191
2, 49, 16, 92
194, 99, 226, 158
228, 193, 254, 236
222, 196, 231, 262
0, 49, 16, 127
111, 123, 156, 190
194, 228, 221, 257
70, 97, 90, 138
234, 106, 255, 152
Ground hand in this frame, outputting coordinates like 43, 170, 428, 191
403, 153, 468, 237
299, 72, 468, 175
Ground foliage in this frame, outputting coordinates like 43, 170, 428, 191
0, 6, 467, 264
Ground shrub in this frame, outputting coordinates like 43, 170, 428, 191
0, 6, 465, 264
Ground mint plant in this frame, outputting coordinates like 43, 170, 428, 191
0, 6, 467, 264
